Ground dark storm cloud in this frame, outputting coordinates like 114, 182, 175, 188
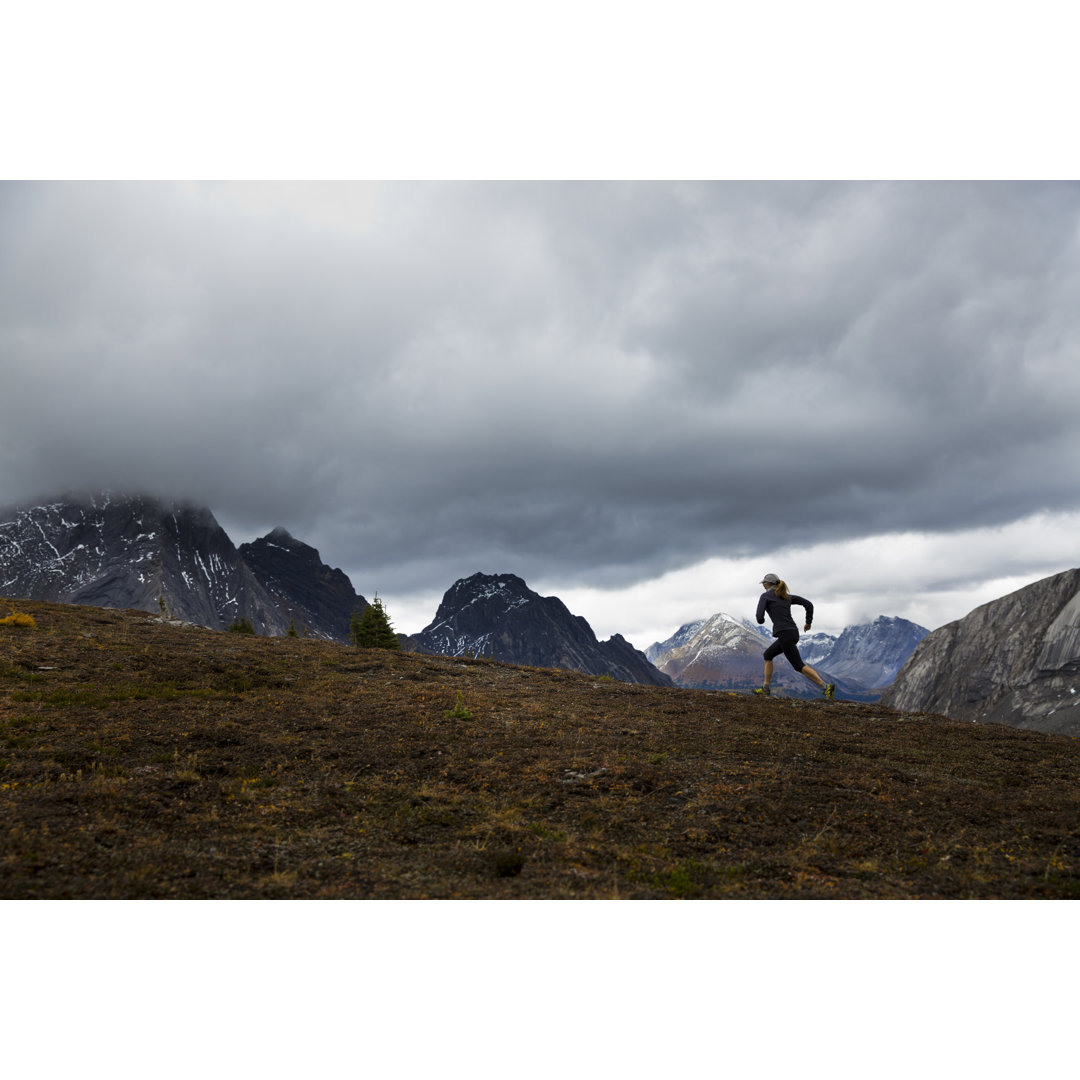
3, 181, 1079, 596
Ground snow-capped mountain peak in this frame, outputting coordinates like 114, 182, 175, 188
646, 607, 926, 698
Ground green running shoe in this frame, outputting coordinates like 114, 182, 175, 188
823, 683, 836, 700
753, 685, 771, 696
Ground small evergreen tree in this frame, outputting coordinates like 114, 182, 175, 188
287, 619, 299, 638
352, 596, 400, 649
228, 616, 256, 635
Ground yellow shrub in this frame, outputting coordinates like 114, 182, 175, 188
0, 612, 36, 628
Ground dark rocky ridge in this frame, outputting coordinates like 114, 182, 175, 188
409, 572, 672, 686
239, 527, 367, 641
880, 568, 1080, 736
0, 495, 362, 641
0, 497, 669, 679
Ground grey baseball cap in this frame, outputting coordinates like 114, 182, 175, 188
761, 573, 780, 585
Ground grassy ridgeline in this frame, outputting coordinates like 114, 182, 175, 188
2, 598, 1079, 899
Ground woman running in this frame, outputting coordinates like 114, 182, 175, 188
754, 573, 835, 698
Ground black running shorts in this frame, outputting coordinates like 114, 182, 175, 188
764, 630, 805, 670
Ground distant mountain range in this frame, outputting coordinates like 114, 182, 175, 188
647, 613, 928, 700
646, 613, 773, 689
0, 494, 667, 684
11, 493, 1078, 731
0, 492, 926, 693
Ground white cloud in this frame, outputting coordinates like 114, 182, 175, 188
547, 510, 1080, 649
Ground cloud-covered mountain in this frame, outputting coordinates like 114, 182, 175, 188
880, 568, 1080, 736
408, 572, 672, 686
0, 494, 366, 640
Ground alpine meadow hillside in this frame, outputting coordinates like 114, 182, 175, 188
2, 599, 1079, 900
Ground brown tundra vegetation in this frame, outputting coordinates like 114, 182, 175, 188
2, 598, 1078, 899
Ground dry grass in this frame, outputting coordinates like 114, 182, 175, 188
2, 597, 1078, 899
1, 612, 36, 628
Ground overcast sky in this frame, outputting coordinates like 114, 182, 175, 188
3, 180, 1079, 645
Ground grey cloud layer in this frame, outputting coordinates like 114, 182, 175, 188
3, 181, 1079, 594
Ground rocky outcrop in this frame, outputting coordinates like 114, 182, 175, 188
239, 527, 367, 641
411, 572, 672, 686
880, 569, 1080, 736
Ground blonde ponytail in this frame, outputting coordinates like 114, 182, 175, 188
775, 579, 790, 600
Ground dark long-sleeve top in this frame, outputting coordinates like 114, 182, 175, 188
756, 591, 813, 637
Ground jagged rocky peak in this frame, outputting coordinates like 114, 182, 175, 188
414, 572, 671, 686
265, 526, 298, 546
0, 492, 368, 643
881, 568, 1080, 736
243, 526, 323, 567
238, 528, 367, 642
258, 527, 326, 562
648, 611, 772, 658
422, 572, 548, 651
439, 572, 531, 610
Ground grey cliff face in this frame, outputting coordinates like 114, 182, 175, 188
880, 568, 1080, 736
412, 572, 672, 686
